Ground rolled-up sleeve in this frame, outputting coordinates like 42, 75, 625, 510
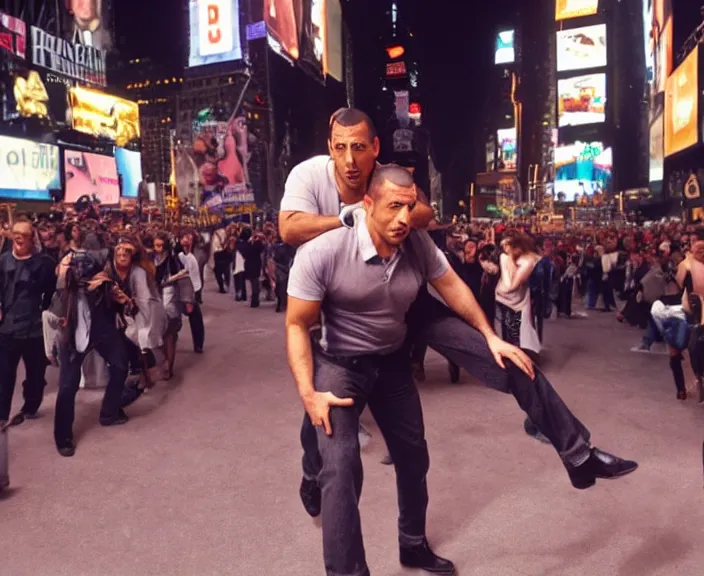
280, 164, 320, 214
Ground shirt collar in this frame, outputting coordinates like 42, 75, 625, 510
355, 213, 404, 263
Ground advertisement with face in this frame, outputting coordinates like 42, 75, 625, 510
495, 30, 514, 65
265, 0, 300, 61
558, 73, 606, 127
496, 128, 517, 170
555, 0, 599, 21
664, 48, 698, 157
0, 136, 59, 200
557, 24, 607, 72
299, 0, 326, 74
554, 141, 612, 200
115, 148, 143, 198
188, 0, 243, 68
65, 0, 111, 52
64, 150, 120, 204
69, 86, 140, 147
182, 109, 255, 213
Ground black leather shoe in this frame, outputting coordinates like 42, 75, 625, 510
99, 409, 129, 427
568, 447, 638, 490
56, 439, 76, 458
299, 477, 321, 517
400, 538, 455, 575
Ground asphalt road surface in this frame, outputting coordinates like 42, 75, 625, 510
3, 287, 704, 576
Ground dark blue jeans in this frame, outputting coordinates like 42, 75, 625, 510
303, 345, 428, 576
54, 318, 129, 445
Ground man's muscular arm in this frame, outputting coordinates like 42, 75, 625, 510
410, 186, 436, 229
279, 211, 342, 247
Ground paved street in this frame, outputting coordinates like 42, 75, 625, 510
3, 287, 704, 576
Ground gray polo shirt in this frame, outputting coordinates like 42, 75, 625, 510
280, 155, 341, 217
288, 215, 449, 356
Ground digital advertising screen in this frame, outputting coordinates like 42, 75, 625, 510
65, 0, 111, 52
556, 0, 599, 21
325, 0, 343, 81
0, 136, 59, 200
495, 30, 515, 65
557, 24, 607, 72
558, 73, 606, 127
554, 141, 612, 200
188, 0, 243, 68
115, 147, 143, 198
69, 86, 140, 147
496, 127, 517, 170
664, 48, 699, 157
64, 150, 120, 205
649, 113, 664, 183
265, 0, 300, 61
299, 0, 326, 75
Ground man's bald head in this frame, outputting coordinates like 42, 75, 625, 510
367, 164, 415, 201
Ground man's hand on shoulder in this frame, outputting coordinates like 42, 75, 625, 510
339, 202, 364, 228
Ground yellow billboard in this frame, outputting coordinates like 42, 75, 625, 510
556, 0, 599, 21
68, 86, 140, 147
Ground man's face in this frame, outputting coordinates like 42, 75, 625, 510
365, 181, 417, 247
12, 223, 33, 255
40, 229, 56, 248
71, 0, 96, 22
328, 121, 379, 193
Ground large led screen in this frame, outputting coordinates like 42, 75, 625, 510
188, 0, 243, 68
64, 150, 120, 205
556, 0, 599, 21
496, 128, 517, 170
325, 0, 343, 81
115, 147, 143, 198
0, 136, 59, 200
65, 0, 111, 52
665, 48, 699, 157
69, 86, 140, 147
300, 0, 325, 74
558, 73, 606, 127
495, 30, 515, 65
554, 141, 612, 200
649, 113, 664, 183
265, 0, 300, 60
557, 24, 607, 72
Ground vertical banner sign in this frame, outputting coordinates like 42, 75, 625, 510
394, 90, 410, 126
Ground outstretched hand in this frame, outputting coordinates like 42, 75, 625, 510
486, 335, 535, 380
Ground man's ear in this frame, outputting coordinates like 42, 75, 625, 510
372, 137, 380, 158
363, 194, 373, 209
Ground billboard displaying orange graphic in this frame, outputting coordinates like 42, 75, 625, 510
664, 48, 699, 157
556, 0, 599, 21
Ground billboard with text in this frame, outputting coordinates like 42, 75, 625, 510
69, 86, 140, 147
188, 0, 243, 68
0, 136, 59, 200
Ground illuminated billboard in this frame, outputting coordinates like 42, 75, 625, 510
188, 0, 243, 68
115, 148, 143, 198
65, 0, 111, 52
0, 10, 26, 59
558, 73, 606, 127
495, 30, 515, 65
496, 128, 517, 170
557, 24, 607, 72
325, 0, 343, 80
554, 141, 612, 200
69, 86, 140, 147
64, 150, 120, 205
664, 48, 698, 157
31, 26, 107, 86
649, 113, 664, 183
300, 0, 326, 74
0, 136, 59, 200
265, 0, 300, 60
556, 0, 599, 21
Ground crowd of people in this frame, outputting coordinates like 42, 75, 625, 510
0, 203, 293, 466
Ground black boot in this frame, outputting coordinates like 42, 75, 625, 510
567, 447, 638, 490
400, 538, 455, 575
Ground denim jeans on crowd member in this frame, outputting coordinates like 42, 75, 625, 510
406, 290, 592, 467
0, 336, 47, 421
54, 316, 129, 445
186, 303, 205, 351
304, 345, 429, 576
